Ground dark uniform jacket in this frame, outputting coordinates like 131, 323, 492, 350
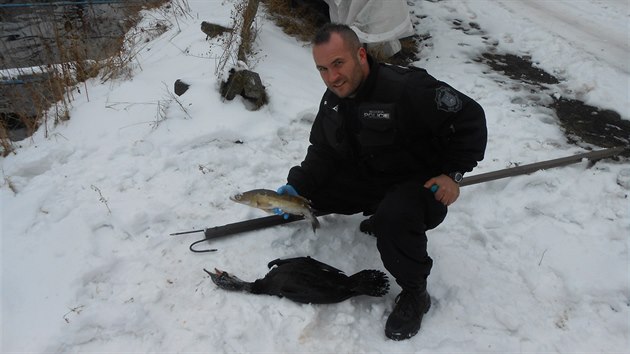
288, 57, 487, 199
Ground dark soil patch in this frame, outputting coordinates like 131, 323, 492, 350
478, 51, 630, 155
553, 98, 630, 155
477, 53, 560, 86
451, 19, 484, 35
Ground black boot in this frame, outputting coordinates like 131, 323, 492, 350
385, 289, 431, 340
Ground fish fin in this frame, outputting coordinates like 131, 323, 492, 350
303, 209, 320, 232
293, 194, 311, 204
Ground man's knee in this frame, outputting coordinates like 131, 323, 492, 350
372, 185, 431, 237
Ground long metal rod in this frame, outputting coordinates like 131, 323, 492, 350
173, 146, 626, 252
460, 146, 626, 186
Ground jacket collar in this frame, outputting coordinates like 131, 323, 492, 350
345, 54, 379, 101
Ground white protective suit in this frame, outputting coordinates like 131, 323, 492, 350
323, 0, 415, 56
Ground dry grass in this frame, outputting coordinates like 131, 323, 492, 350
2, 170, 18, 195
368, 37, 420, 65
262, 0, 326, 42
216, 0, 262, 76
0, 126, 12, 155
237, 0, 260, 62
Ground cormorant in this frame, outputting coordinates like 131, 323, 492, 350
205, 256, 390, 304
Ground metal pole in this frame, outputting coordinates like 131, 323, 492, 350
461, 146, 626, 186
173, 146, 627, 252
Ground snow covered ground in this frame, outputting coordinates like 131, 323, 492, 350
1, 0, 629, 352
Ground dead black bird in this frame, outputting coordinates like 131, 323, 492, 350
204, 256, 390, 304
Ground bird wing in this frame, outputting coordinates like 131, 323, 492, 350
267, 256, 345, 275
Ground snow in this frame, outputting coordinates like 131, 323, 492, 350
1, 0, 629, 352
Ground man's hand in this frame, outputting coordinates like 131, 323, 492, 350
274, 184, 299, 219
424, 174, 460, 206
277, 184, 298, 197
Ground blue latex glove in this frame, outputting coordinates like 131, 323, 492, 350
277, 184, 298, 196
274, 184, 298, 219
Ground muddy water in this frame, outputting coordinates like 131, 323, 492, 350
0, 1, 140, 70
0, 1, 164, 142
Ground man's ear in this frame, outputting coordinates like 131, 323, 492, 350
358, 46, 367, 62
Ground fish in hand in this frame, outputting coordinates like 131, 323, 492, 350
204, 256, 390, 304
230, 189, 320, 231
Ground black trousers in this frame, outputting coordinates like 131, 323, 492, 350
307, 174, 447, 291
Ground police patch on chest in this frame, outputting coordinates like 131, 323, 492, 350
361, 108, 392, 119
435, 86, 462, 113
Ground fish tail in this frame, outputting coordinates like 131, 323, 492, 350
349, 270, 390, 297
304, 209, 320, 232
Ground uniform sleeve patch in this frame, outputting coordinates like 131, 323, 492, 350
435, 86, 463, 113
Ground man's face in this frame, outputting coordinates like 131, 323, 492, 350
312, 33, 368, 98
